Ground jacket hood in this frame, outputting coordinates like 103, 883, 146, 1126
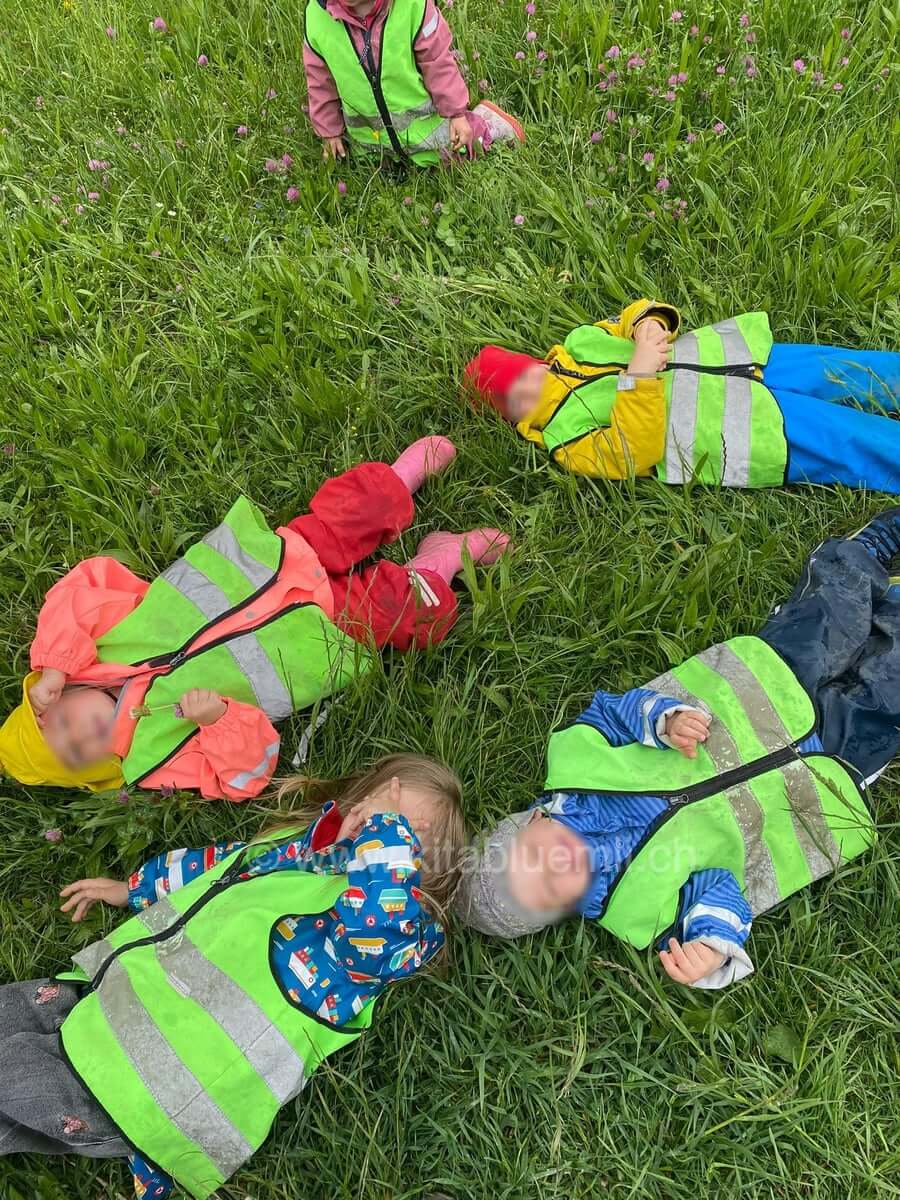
0, 672, 125, 792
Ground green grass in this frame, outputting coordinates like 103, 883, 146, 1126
1, 0, 899, 1196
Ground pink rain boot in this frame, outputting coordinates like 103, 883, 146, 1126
391, 436, 457, 494
408, 528, 512, 583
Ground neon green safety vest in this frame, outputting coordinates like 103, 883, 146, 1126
59, 836, 375, 1199
540, 314, 787, 488
660, 313, 785, 487
544, 636, 876, 949
95, 496, 372, 787
305, 0, 447, 165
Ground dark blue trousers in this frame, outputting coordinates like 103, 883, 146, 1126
759, 518, 900, 781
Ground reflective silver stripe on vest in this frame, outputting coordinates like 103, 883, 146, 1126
649, 669, 742, 773
72, 937, 117, 980
781, 761, 840, 880
664, 333, 702, 483
345, 99, 437, 133
650, 664, 781, 905
695, 643, 792, 752
725, 782, 782, 913
159, 559, 293, 719
203, 522, 274, 591
711, 317, 753, 364
160, 559, 231, 621
135, 901, 308, 1104
227, 740, 281, 793
720, 376, 754, 487
665, 643, 839, 892
98, 958, 254, 1177
225, 632, 293, 720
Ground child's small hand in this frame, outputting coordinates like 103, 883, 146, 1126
628, 320, 670, 376
29, 668, 67, 716
178, 689, 227, 726
664, 709, 711, 758
449, 114, 475, 156
659, 937, 726, 984
60, 877, 129, 923
322, 136, 347, 161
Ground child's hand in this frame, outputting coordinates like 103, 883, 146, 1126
659, 937, 726, 984
60, 877, 129, 923
449, 114, 475, 156
29, 668, 67, 716
336, 776, 431, 845
628, 320, 670, 376
664, 709, 711, 758
178, 689, 227, 726
322, 136, 346, 161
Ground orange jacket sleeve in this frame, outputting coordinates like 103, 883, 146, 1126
552, 377, 666, 478
30, 557, 149, 677
143, 700, 281, 802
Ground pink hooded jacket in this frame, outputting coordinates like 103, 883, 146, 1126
303, 0, 470, 139
29, 525, 336, 802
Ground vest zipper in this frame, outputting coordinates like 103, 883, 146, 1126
135, 537, 288, 670
86, 850, 367, 1035
666, 361, 762, 378
130, 600, 316, 786
587, 734, 816, 922
89, 852, 264, 989
345, 22, 405, 157
550, 360, 629, 380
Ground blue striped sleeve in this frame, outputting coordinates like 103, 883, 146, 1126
127, 841, 245, 911
577, 687, 708, 749
667, 867, 755, 989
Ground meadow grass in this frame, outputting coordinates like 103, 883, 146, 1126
1, 0, 899, 1196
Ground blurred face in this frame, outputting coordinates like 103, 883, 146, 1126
39, 688, 116, 770
504, 363, 549, 422
505, 811, 591, 914
337, 779, 442, 856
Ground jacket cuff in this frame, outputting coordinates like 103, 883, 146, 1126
656, 704, 712, 749
687, 937, 754, 989
29, 651, 84, 676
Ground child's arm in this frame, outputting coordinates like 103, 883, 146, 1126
577, 688, 711, 754
552, 376, 666, 479
658, 868, 754, 988
142, 693, 281, 802
553, 320, 673, 478
329, 812, 444, 983
30, 557, 148, 678
303, 40, 347, 157
127, 840, 245, 910
413, 0, 471, 139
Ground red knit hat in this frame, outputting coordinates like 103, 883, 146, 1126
463, 346, 545, 419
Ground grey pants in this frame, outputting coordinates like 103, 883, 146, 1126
0, 979, 128, 1159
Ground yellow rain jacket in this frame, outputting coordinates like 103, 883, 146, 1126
516, 299, 680, 478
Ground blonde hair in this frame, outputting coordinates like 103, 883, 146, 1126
262, 754, 467, 945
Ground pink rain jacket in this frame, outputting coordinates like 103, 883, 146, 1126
29, 526, 335, 802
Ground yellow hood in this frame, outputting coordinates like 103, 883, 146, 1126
0, 672, 124, 792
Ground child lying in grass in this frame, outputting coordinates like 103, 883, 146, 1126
464, 301, 900, 492
304, 0, 524, 165
0, 757, 466, 1200
458, 510, 900, 988
0, 437, 509, 799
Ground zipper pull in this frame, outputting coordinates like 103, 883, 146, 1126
670, 794, 690, 806
169, 650, 186, 668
